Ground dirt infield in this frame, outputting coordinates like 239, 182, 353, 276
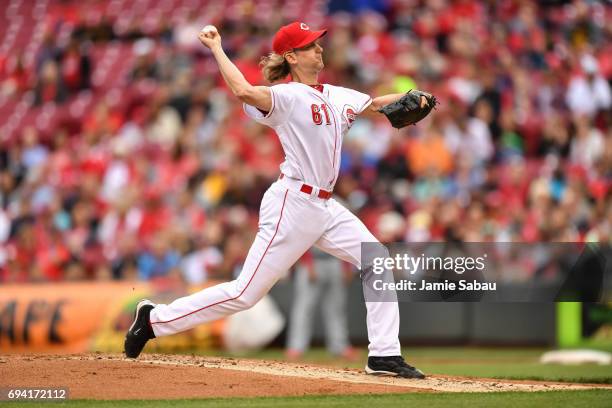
1, 354, 610, 399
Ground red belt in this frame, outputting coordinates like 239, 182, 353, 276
280, 174, 332, 200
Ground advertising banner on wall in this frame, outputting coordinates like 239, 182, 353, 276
0, 282, 284, 353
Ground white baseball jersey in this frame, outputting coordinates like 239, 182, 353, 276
243, 82, 372, 190
149, 81, 401, 357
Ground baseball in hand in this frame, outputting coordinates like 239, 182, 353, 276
201, 25, 217, 36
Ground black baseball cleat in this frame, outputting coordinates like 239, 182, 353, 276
124, 299, 156, 358
365, 356, 426, 379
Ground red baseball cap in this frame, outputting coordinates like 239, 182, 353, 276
272, 22, 327, 55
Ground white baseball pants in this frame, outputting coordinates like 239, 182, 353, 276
149, 178, 401, 356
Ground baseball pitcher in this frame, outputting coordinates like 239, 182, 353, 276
125, 21, 435, 378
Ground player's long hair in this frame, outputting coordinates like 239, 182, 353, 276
260, 53, 290, 83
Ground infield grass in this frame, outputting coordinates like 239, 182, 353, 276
5, 390, 612, 407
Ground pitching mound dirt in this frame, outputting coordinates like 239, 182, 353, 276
1, 354, 609, 400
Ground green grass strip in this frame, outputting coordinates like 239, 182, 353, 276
4, 390, 612, 408
415, 363, 612, 384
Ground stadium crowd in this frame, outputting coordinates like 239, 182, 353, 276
0, 0, 610, 283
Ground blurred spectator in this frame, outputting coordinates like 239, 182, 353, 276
20, 127, 49, 171
443, 98, 494, 166
174, 11, 203, 52
129, 38, 161, 82
538, 113, 571, 158
180, 233, 223, 285
569, 115, 605, 173
33, 60, 68, 105
137, 233, 181, 281
35, 33, 62, 74
565, 55, 611, 118
145, 88, 183, 148
498, 110, 523, 160
60, 39, 92, 93
1, 53, 29, 97
406, 121, 453, 177
101, 142, 131, 203
97, 195, 141, 279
